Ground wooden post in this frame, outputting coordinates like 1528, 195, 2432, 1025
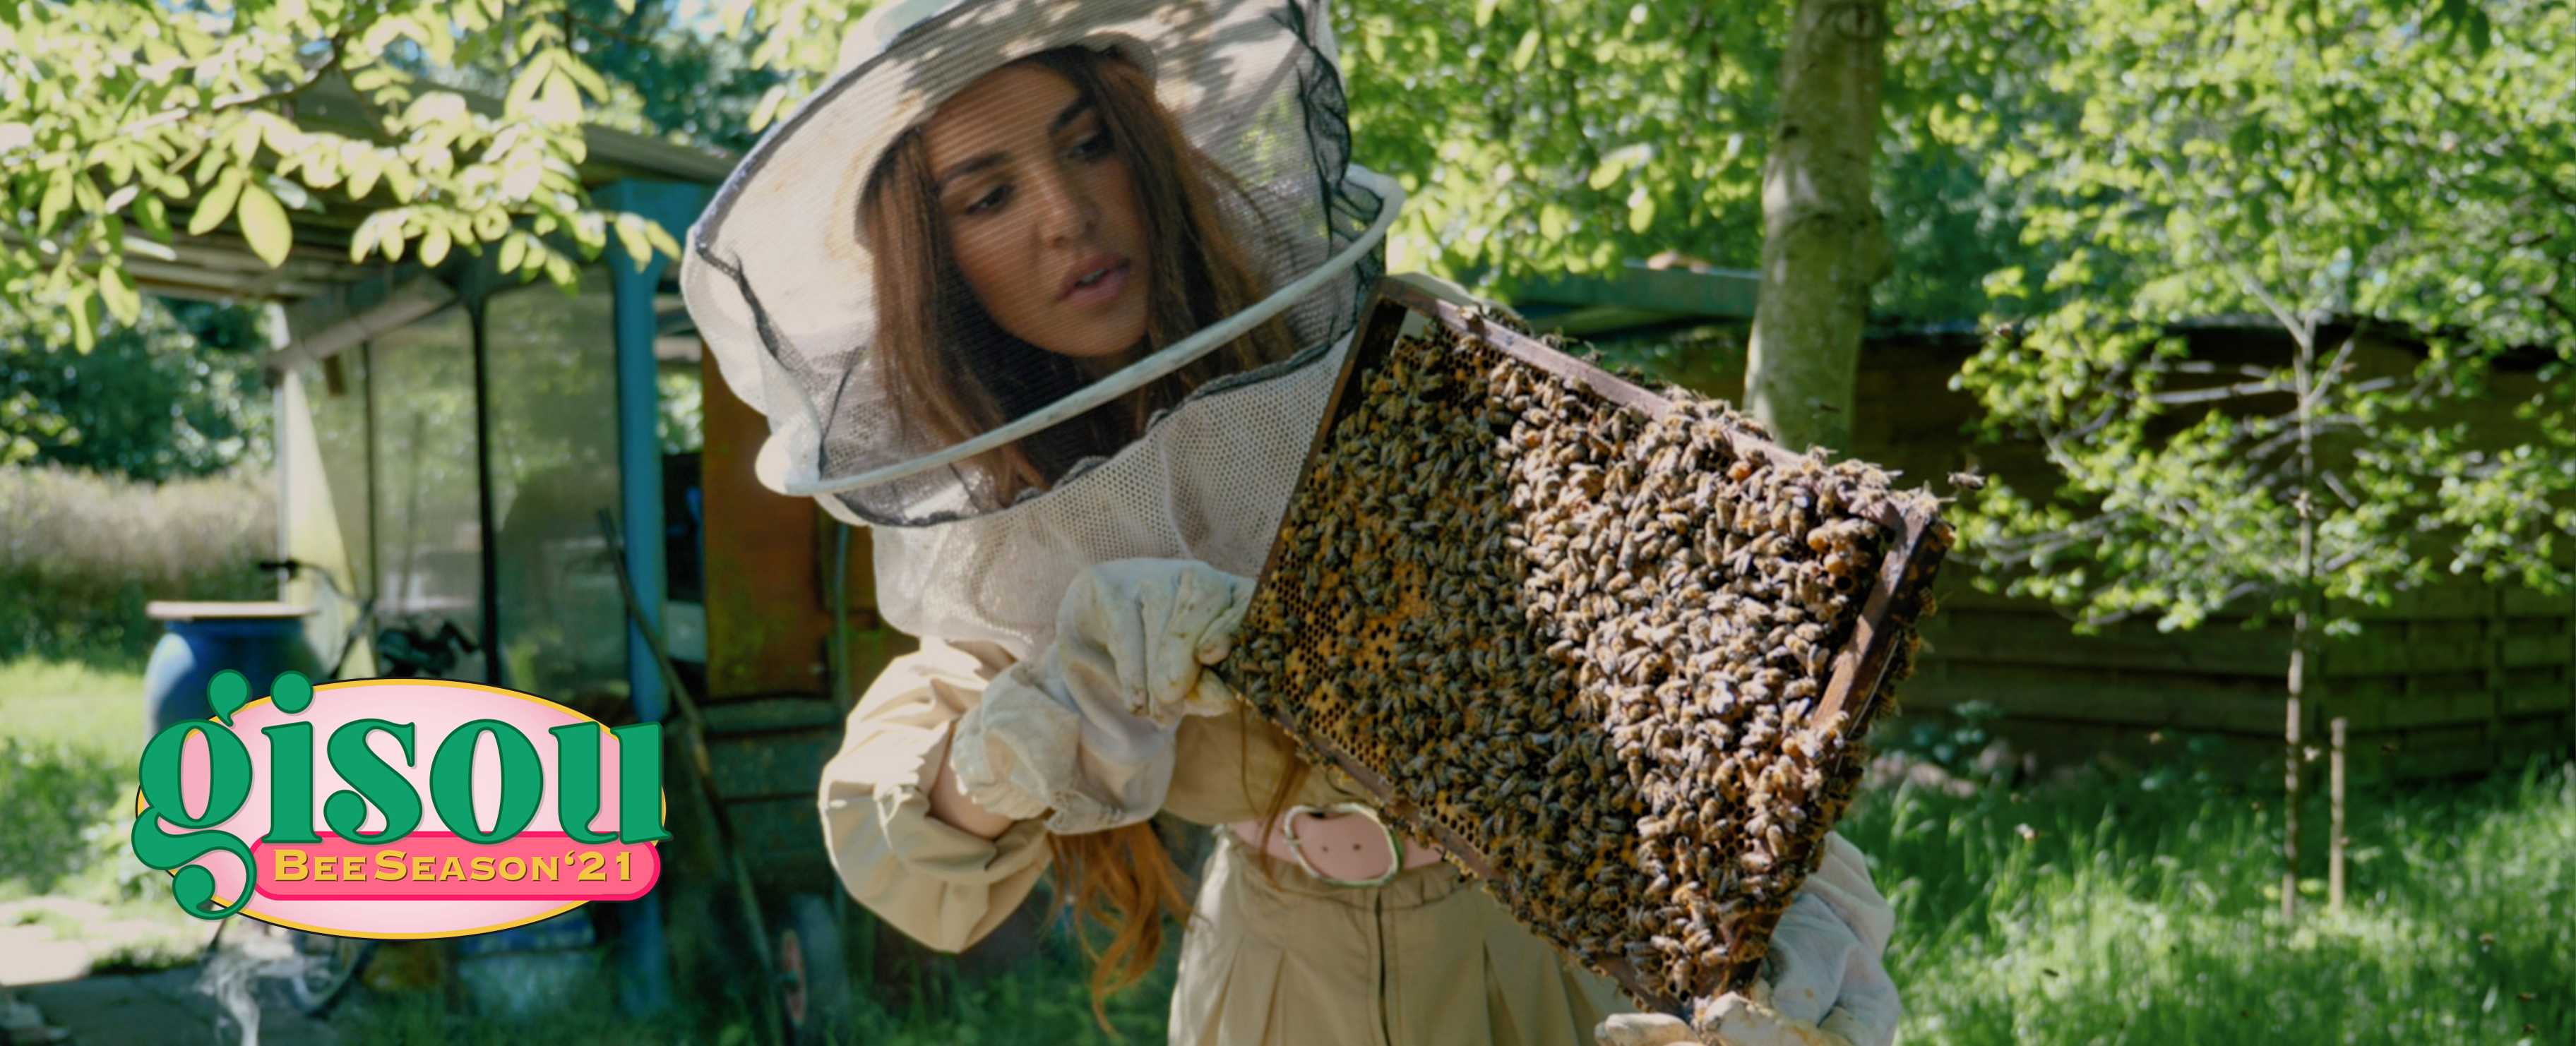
2486, 584, 2505, 769
2284, 666, 2302, 927
2329, 716, 2347, 913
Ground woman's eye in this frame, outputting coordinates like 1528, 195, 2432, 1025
1073, 133, 1111, 160
962, 185, 1009, 215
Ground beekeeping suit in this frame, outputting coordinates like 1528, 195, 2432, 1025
678, 0, 1899, 1039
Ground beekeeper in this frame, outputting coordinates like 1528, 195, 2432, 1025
679, 0, 1902, 1042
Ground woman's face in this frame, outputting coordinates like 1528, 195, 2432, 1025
922, 63, 1152, 361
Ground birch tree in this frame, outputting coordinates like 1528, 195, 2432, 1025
1936, 0, 2576, 921
1744, 0, 1892, 452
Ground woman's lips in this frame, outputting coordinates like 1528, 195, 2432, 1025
1060, 257, 1133, 308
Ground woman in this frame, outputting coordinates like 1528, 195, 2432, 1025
679, 1, 1901, 1043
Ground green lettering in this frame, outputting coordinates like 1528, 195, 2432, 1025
614, 722, 671, 844
261, 721, 320, 843
547, 723, 619, 844
132, 722, 254, 919
326, 719, 421, 844
431, 719, 540, 843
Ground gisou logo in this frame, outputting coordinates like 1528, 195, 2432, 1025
131, 672, 666, 939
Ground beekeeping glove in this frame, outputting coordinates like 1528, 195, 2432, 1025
1596, 834, 1900, 1046
948, 559, 1253, 835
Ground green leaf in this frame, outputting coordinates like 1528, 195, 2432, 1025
237, 182, 293, 267
37, 169, 73, 234
642, 221, 681, 261
189, 170, 244, 236
1628, 196, 1657, 234
68, 287, 97, 353
231, 119, 265, 164
346, 148, 383, 200
558, 53, 612, 101
749, 85, 788, 133
97, 262, 141, 325
419, 222, 451, 267
614, 215, 654, 272
1510, 27, 1542, 71
136, 194, 169, 239
499, 232, 527, 273
383, 164, 418, 203
1474, 0, 1501, 30
350, 213, 388, 263
1588, 157, 1630, 191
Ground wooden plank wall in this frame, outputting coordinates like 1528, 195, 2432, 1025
1636, 323, 2576, 781
1890, 577, 2576, 782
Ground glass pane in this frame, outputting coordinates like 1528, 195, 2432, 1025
483, 270, 629, 712
370, 304, 488, 682
297, 350, 375, 602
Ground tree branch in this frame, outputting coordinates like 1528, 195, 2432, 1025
2303, 330, 2363, 407
2151, 378, 2293, 406
2149, 155, 2320, 354
2170, 361, 2277, 379
120, 28, 355, 138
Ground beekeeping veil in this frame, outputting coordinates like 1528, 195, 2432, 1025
681, 0, 1397, 658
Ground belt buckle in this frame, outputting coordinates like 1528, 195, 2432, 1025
1281, 802, 1406, 889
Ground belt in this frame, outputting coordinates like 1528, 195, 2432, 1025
1229, 804, 1448, 888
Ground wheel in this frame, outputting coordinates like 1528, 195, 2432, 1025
285, 930, 378, 1017
780, 893, 850, 1046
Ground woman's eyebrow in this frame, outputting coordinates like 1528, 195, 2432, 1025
934, 97, 1099, 193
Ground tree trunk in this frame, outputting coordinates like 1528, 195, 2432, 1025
2284, 318, 2320, 928
1744, 0, 1893, 455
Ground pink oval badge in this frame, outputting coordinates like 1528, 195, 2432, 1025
130, 678, 667, 939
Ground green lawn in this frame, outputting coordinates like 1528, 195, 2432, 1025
0, 657, 212, 970
0, 657, 149, 760
1840, 752, 2575, 1046
0, 657, 147, 896
6, 656, 2567, 1045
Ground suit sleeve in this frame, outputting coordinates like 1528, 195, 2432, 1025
816, 637, 1055, 953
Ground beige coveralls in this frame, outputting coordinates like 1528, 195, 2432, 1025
816, 636, 1634, 1046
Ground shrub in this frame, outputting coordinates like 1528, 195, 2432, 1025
0, 738, 124, 894
0, 464, 275, 666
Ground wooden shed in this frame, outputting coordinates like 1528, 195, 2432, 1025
111, 73, 938, 1039
1503, 263, 2576, 783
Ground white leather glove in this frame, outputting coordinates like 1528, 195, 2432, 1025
948, 559, 1253, 835
1596, 834, 1901, 1046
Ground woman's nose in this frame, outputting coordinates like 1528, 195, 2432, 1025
1030, 164, 1099, 244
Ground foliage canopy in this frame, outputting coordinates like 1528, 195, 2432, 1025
1933, 0, 2576, 632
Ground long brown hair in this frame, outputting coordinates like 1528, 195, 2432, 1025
859, 44, 1305, 1028
860, 44, 1302, 507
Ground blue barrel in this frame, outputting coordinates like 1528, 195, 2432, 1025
142, 602, 323, 738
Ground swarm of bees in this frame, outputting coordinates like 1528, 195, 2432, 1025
1227, 296, 1948, 1022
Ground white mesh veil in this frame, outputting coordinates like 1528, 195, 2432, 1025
680, 0, 1390, 655
871, 329, 1347, 658
682, 0, 1388, 527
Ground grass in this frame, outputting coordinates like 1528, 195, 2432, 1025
314, 749, 2568, 1046
0, 657, 150, 757
6, 643, 2568, 1045
0, 656, 211, 970
1837, 745, 2576, 1046
0, 657, 147, 894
